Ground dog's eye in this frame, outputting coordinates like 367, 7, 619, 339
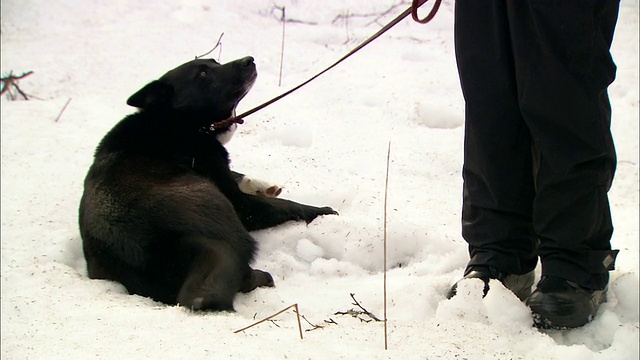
199, 70, 207, 77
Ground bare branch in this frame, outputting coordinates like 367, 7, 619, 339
1, 70, 34, 100
195, 33, 224, 60
54, 98, 72, 122
234, 303, 304, 340
384, 141, 391, 350
350, 293, 382, 322
275, 5, 286, 86
331, 1, 410, 26
324, 318, 338, 325
271, 6, 317, 25
334, 293, 382, 323
284, 18, 318, 25
299, 314, 325, 332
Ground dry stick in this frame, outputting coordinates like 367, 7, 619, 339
299, 313, 333, 332
344, 10, 351, 43
1, 71, 34, 100
234, 303, 304, 340
299, 313, 322, 331
330, 1, 408, 27
283, 18, 318, 25
370, 1, 411, 26
54, 98, 72, 123
276, 5, 286, 87
383, 141, 391, 350
195, 33, 224, 60
339, 293, 382, 322
361, 1, 405, 21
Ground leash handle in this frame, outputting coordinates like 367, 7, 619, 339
213, 0, 441, 130
412, 0, 442, 24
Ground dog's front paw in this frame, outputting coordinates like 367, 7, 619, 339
238, 176, 282, 198
240, 269, 274, 293
319, 206, 338, 216
264, 185, 282, 198
303, 206, 338, 224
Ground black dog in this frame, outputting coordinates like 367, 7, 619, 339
79, 56, 337, 311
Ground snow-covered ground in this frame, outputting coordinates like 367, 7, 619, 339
1, 1, 638, 359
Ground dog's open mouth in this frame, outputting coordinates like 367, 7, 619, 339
208, 58, 256, 133
234, 72, 257, 104
210, 75, 255, 132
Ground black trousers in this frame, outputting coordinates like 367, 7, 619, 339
455, 0, 620, 290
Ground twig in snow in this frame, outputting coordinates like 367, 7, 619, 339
299, 314, 324, 332
334, 293, 382, 323
274, 5, 286, 86
383, 141, 391, 350
234, 303, 304, 340
324, 318, 338, 326
270, 7, 317, 25
1, 71, 34, 100
297, 312, 340, 332
269, 319, 281, 328
195, 33, 224, 61
331, 1, 410, 27
350, 293, 382, 322
54, 98, 72, 123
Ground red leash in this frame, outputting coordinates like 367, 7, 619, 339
212, 0, 441, 130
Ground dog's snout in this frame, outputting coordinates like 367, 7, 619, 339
239, 56, 254, 67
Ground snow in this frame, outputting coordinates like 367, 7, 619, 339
1, 0, 638, 359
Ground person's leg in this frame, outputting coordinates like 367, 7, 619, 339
448, 0, 538, 300
505, 0, 620, 328
455, 0, 538, 276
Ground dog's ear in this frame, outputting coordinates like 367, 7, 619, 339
126, 81, 174, 109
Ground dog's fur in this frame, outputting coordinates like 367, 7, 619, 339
79, 56, 336, 311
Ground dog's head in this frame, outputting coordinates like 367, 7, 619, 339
127, 57, 257, 133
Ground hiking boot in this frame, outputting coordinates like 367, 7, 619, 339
446, 265, 535, 301
526, 276, 607, 329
